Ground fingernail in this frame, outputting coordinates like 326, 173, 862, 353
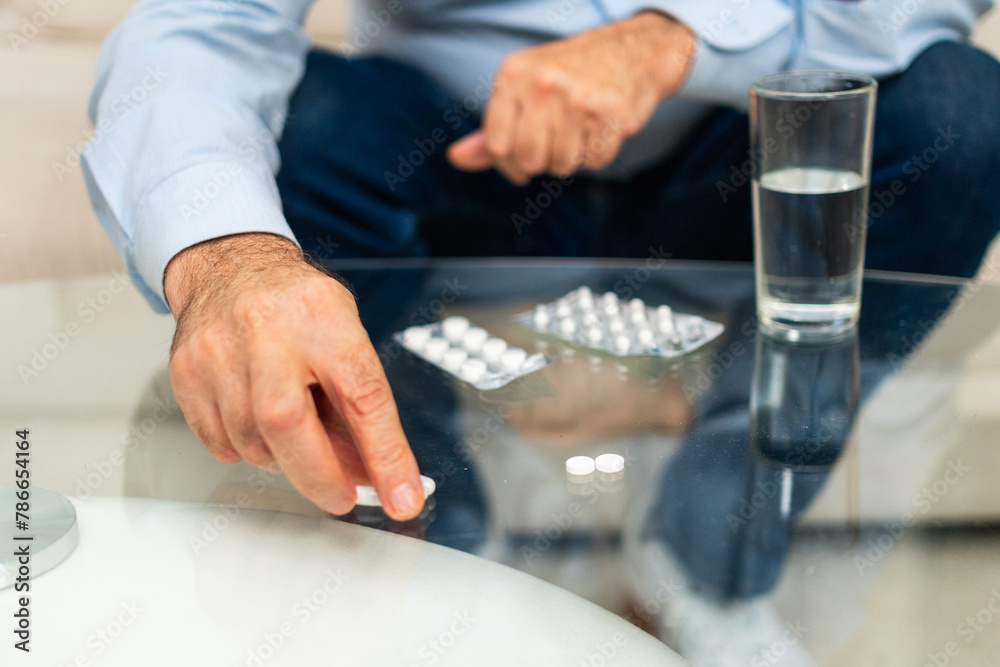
390, 483, 420, 517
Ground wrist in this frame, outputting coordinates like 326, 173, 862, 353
631, 10, 696, 99
163, 233, 303, 317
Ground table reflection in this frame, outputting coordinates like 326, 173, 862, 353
117, 263, 980, 664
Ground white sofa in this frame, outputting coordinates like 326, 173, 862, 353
0, 1, 998, 284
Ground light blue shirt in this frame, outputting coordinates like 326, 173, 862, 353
81, 0, 992, 312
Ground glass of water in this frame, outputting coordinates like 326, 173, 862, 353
750, 72, 877, 340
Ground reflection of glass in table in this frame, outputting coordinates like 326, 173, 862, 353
3, 260, 999, 666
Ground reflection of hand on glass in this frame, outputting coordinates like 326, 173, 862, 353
504, 359, 692, 445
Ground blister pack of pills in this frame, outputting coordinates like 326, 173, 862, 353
513, 287, 724, 358
394, 316, 551, 390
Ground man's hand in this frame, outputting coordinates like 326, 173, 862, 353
164, 233, 424, 520
448, 12, 695, 184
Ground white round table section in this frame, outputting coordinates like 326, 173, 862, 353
0, 497, 686, 666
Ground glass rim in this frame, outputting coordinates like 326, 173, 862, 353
750, 70, 878, 100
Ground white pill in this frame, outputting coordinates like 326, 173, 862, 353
637, 327, 655, 345
601, 292, 619, 314
482, 338, 508, 365
577, 287, 594, 309
463, 327, 489, 353
424, 338, 450, 362
586, 327, 603, 344
614, 334, 632, 353
582, 311, 601, 327
533, 305, 551, 329
355, 475, 437, 508
559, 317, 576, 336
656, 305, 673, 321
442, 316, 470, 342
555, 301, 573, 318
608, 317, 626, 334
459, 358, 488, 383
402, 326, 431, 351
442, 348, 468, 370
629, 309, 648, 326
499, 347, 527, 373
628, 298, 645, 313
565, 455, 596, 476
658, 316, 676, 336
595, 453, 625, 474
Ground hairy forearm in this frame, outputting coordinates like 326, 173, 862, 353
164, 233, 306, 317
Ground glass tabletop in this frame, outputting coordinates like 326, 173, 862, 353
2, 258, 1000, 666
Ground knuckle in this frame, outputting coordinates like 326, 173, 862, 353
257, 397, 306, 434
344, 375, 395, 421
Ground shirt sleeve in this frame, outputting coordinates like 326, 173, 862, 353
599, 0, 993, 109
81, 0, 315, 313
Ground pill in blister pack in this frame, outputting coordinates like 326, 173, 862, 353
513, 287, 724, 358
394, 316, 551, 390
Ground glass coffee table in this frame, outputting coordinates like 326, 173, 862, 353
2, 258, 999, 666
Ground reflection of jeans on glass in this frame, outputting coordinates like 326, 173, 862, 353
643, 280, 961, 600
277, 41, 1000, 279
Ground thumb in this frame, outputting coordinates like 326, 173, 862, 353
447, 131, 495, 171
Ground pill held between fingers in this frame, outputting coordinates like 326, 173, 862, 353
463, 327, 489, 353
355, 475, 437, 508
566, 455, 596, 476
499, 347, 527, 373
442, 348, 468, 370
595, 453, 625, 474
482, 337, 508, 365
402, 326, 431, 351
423, 337, 450, 362
459, 358, 488, 383
442, 316, 470, 342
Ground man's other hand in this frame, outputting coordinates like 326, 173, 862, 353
447, 12, 695, 184
164, 233, 424, 520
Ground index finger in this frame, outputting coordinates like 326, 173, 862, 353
318, 337, 423, 521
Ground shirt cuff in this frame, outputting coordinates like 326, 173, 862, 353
601, 0, 796, 108
131, 161, 300, 312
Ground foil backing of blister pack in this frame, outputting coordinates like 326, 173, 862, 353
394, 317, 551, 390
512, 287, 724, 357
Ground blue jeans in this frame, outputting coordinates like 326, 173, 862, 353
276, 41, 1000, 278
